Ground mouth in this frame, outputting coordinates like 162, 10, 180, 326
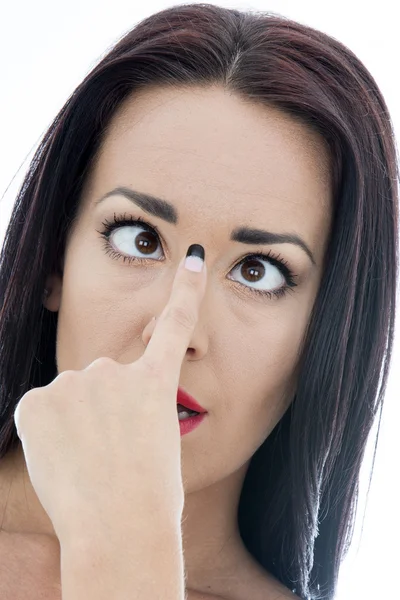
177, 387, 207, 416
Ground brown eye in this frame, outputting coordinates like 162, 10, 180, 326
228, 256, 285, 293
135, 230, 159, 255
240, 259, 265, 282
110, 225, 164, 260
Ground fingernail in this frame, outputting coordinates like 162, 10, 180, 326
184, 244, 205, 272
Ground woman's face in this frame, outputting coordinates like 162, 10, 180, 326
46, 85, 332, 493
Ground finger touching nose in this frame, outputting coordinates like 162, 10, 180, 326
141, 244, 207, 377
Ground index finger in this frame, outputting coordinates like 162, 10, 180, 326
142, 244, 207, 379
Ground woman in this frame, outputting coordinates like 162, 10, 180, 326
0, 3, 398, 599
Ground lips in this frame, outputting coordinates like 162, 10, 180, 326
177, 387, 207, 414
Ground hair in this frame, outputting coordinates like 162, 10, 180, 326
0, 3, 398, 598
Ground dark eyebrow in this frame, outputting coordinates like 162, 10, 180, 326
95, 186, 316, 266
230, 227, 316, 266
95, 187, 178, 224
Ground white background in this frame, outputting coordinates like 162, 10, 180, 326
0, 1, 399, 598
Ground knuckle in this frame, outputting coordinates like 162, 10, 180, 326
19, 388, 40, 405
88, 356, 116, 370
49, 369, 79, 391
165, 304, 196, 331
180, 276, 198, 293
55, 369, 76, 382
14, 389, 36, 427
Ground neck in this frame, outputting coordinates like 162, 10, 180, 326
0, 444, 252, 592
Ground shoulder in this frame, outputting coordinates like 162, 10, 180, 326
242, 569, 302, 600
218, 550, 302, 600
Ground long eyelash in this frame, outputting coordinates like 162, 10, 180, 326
96, 213, 164, 265
98, 213, 162, 238
232, 251, 299, 300
97, 213, 299, 299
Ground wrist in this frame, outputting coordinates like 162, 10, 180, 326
59, 520, 185, 600
56, 502, 183, 549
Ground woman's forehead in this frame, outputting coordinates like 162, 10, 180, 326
80, 86, 332, 255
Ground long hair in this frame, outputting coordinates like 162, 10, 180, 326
0, 4, 398, 599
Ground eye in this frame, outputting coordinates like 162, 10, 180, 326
97, 214, 164, 263
227, 251, 298, 299
97, 214, 299, 300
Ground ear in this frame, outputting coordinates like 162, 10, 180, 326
43, 274, 62, 312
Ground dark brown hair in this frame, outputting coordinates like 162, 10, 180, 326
0, 4, 398, 599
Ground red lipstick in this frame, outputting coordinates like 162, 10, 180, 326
177, 387, 207, 413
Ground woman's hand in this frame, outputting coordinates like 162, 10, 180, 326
13, 245, 207, 547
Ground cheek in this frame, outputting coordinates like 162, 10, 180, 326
55, 242, 156, 371
223, 303, 306, 387
56, 288, 143, 371
218, 305, 307, 434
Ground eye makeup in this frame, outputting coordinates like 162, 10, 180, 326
96, 212, 299, 301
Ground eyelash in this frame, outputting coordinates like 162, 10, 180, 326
97, 213, 299, 301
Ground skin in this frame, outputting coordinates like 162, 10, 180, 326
0, 84, 332, 599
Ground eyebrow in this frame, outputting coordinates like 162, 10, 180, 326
95, 186, 316, 266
